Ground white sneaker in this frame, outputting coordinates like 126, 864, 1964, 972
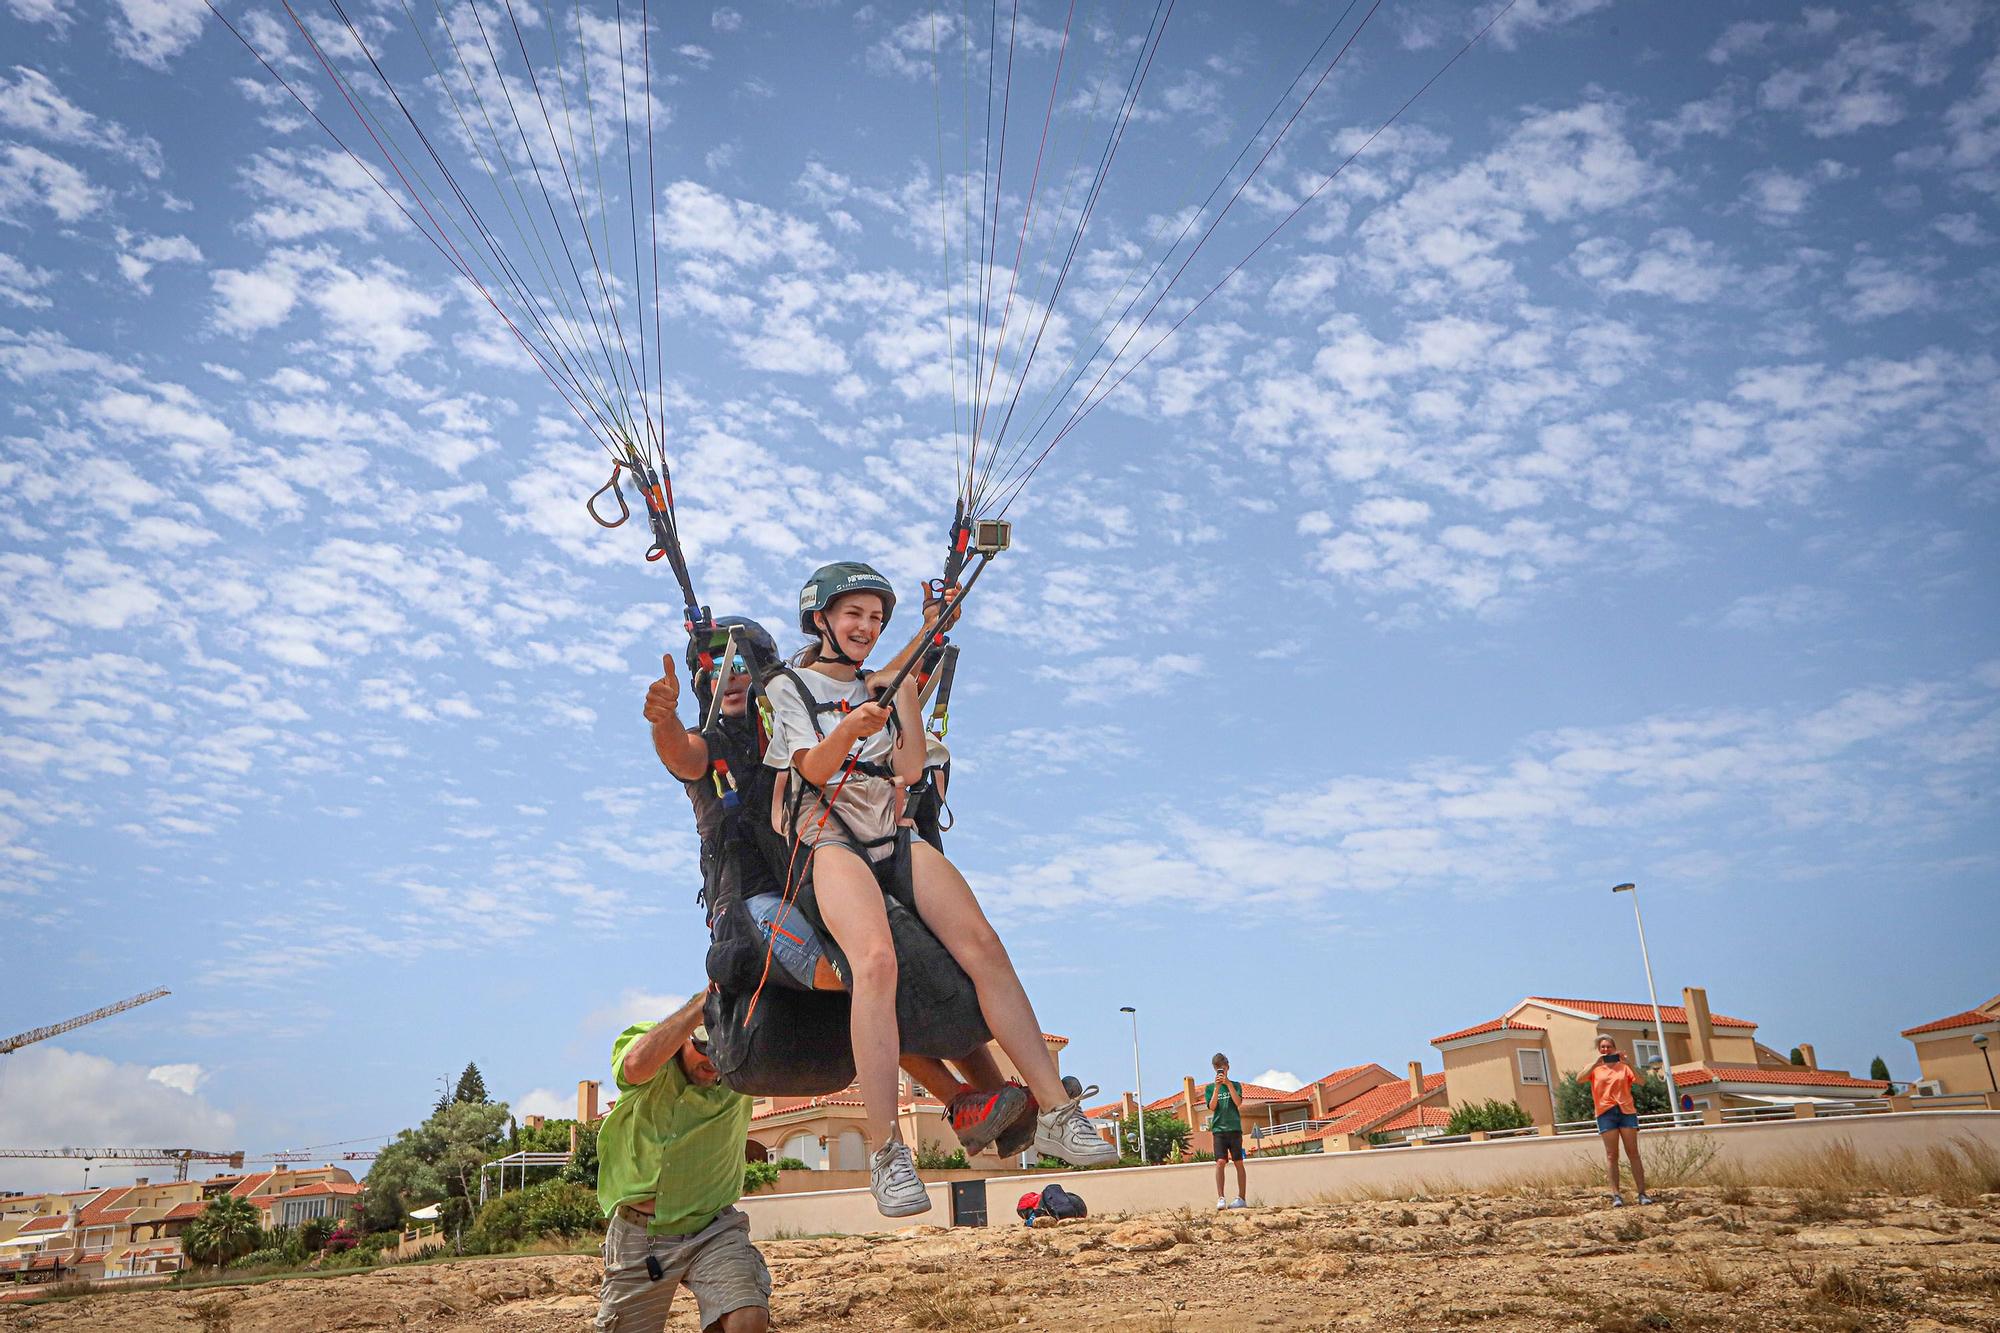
1230, 1198, 1247, 1210
869, 1139, 931, 1218
1031, 1083, 1119, 1166
1216, 1197, 1228, 1210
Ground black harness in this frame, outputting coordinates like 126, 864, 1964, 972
768, 665, 904, 860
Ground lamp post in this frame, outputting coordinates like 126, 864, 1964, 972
1119, 1006, 1147, 1165
1611, 883, 1684, 1124
1975, 1033, 1997, 1093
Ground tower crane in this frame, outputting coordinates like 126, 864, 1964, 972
0, 988, 170, 1055
0, 1148, 242, 1183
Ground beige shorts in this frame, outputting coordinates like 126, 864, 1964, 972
594, 1205, 770, 1333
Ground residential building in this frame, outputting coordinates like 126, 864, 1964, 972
1431, 987, 1889, 1119
1088, 1059, 1444, 1156
1900, 993, 2000, 1095
0, 1166, 358, 1285
742, 1034, 1070, 1168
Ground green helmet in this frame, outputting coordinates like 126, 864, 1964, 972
798, 561, 897, 636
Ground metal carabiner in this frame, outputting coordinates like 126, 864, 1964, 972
586, 465, 631, 529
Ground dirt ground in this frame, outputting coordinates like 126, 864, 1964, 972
5, 1185, 1998, 1332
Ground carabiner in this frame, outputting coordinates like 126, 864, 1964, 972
586, 466, 631, 529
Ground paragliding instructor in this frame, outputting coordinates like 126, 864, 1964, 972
594, 991, 769, 1333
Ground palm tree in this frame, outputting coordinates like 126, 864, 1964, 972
183, 1195, 262, 1275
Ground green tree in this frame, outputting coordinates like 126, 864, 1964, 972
1789, 1047, 1806, 1067
363, 1096, 510, 1233
743, 1160, 780, 1195
1555, 1070, 1669, 1123
183, 1195, 262, 1274
560, 1123, 599, 1188
1869, 1055, 1891, 1082
1444, 1098, 1533, 1135
1114, 1110, 1189, 1164
454, 1062, 490, 1105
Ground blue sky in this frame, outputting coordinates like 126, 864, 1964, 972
1, 0, 1996, 1189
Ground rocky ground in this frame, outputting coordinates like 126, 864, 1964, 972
4, 1186, 1998, 1331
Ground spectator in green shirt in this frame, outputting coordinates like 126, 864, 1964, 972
1202, 1053, 1247, 1211
594, 991, 768, 1333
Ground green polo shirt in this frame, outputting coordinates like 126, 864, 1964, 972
595, 1022, 753, 1237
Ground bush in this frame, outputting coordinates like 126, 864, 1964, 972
233, 1248, 287, 1271
1869, 1055, 1891, 1082
523, 1180, 600, 1237
913, 1146, 968, 1170
468, 1179, 601, 1251
743, 1160, 780, 1194
1445, 1098, 1533, 1135
774, 1157, 809, 1172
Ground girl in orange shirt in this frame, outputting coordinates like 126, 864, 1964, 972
1582, 1034, 1655, 1206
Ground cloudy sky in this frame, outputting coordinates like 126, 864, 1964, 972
1, 0, 1996, 1189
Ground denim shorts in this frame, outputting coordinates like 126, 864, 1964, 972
743, 892, 845, 991
1596, 1108, 1640, 1133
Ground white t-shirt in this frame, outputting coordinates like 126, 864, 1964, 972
764, 667, 901, 852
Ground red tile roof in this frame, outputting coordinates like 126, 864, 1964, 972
162, 1202, 205, 1221
1672, 1063, 1888, 1090
227, 1172, 278, 1198
19, 1216, 67, 1234
273, 1182, 365, 1198
1900, 1009, 1996, 1037
1524, 998, 1757, 1029
1141, 1081, 1302, 1113
1308, 1063, 1386, 1091
1307, 1073, 1448, 1140
1432, 1018, 1546, 1045
1377, 1102, 1454, 1132
75, 1188, 132, 1223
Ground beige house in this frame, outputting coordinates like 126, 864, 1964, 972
0, 1166, 358, 1284
1432, 988, 1888, 1120
1900, 993, 2000, 1095
742, 1034, 1070, 1169
1091, 1061, 1445, 1156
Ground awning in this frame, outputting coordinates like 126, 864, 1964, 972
1733, 1092, 1864, 1105
408, 1203, 441, 1220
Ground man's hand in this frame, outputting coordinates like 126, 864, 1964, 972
922, 582, 964, 635
644, 654, 682, 728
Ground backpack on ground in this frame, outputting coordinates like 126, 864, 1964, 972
1015, 1182, 1088, 1225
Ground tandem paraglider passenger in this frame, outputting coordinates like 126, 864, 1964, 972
764, 561, 1118, 1217
594, 991, 768, 1333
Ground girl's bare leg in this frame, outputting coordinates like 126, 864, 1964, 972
906, 842, 1070, 1110
1620, 1127, 1647, 1194
810, 846, 900, 1149
1602, 1132, 1623, 1193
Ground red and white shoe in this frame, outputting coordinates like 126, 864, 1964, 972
946, 1083, 1030, 1157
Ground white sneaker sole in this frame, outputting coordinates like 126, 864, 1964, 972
874, 1193, 933, 1218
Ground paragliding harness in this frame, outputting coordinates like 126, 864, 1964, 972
1016, 1183, 1088, 1226
697, 654, 990, 1098
766, 663, 917, 901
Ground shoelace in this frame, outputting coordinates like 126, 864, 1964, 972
881, 1145, 921, 1192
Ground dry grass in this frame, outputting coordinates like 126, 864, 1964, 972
1681, 1253, 1743, 1294
906, 1284, 1002, 1330
1810, 1264, 1903, 1312
1710, 1135, 2000, 1204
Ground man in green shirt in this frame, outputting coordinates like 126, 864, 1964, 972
1202, 1052, 1248, 1211
594, 991, 768, 1333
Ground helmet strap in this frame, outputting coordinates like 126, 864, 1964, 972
814, 611, 864, 669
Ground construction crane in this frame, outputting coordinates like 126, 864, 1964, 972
0, 1148, 242, 1183
0, 988, 170, 1055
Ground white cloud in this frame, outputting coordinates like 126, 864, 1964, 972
5, 0, 70, 28
510, 1087, 575, 1120
0, 67, 164, 176
1249, 1069, 1305, 1093
0, 143, 107, 221
711, 7, 742, 32
1844, 256, 1932, 320
0, 1046, 237, 1191
147, 1062, 208, 1095
115, 232, 203, 293
0, 251, 54, 309
110, 0, 209, 69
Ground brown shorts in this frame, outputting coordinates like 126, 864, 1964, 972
594, 1206, 770, 1333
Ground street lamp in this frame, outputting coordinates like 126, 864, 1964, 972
1611, 883, 1684, 1124
1975, 1033, 1997, 1093
1119, 1006, 1147, 1165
